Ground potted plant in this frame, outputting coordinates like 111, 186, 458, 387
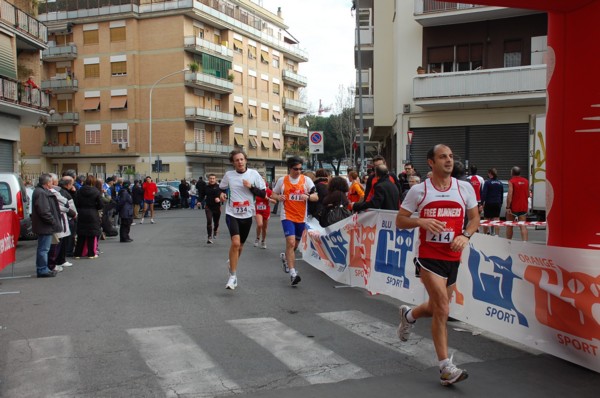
188, 61, 199, 73
227, 73, 234, 82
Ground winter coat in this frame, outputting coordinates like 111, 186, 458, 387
353, 177, 400, 212
132, 184, 144, 204
201, 183, 222, 209
179, 182, 190, 198
117, 188, 134, 219
308, 177, 328, 218
31, 185, 63, 235
75, 185, 103, 236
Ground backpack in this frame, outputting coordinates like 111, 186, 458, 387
322, 202, 352, 227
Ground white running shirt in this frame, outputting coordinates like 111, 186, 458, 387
219, 168, 265, 219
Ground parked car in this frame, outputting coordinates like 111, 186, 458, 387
499, 180, 532, 219
0, 173, 34, 240
155, 185, 180, 210
158, 181, 180, 191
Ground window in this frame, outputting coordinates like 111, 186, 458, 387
273, 139, 281, 150
427, 43, 483, 73
249, 75, 257, 89
109, 96, 127, 109
261, 51, 270, 64
193, 26, 204, 38
234, 103, 245, 117
248, 46, 256, 60
249, 136, 258, 148
272, 111, 281, 123
86, 129, 101, 144
152, 163, 170, 173
248, 105, 257, 119
234, 70, 243, 85
83, 30, 99, 45
111, 129, 128, 144
111, 61, 127, 76
272, 55, 280, 69
504, 40, 522, 67
83, 97, 100, 111
84, 64, 100, 78
57, 99, 72, 113
90, 163, 106, 174
118, 165, 135, 175
260, 78, 268, 92
110, 27, 126, 42
261, 138, 270, 150
215, 131, 222, 145
213, 98, 221, 112
261, 107, 269, 121
194, 128, 205, 143
234, 39, 243, 53
273, 82, 280, 95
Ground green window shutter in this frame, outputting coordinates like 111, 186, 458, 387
0, 32, 17, 80
201, 53, 232, 79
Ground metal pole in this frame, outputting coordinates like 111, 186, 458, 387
353, 0, 365, 176
149, 68, 188, 175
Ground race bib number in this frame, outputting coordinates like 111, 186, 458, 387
233, 200, 250, 215
289, 193, 305, 201
257, 204, 267, 211
426, 230, 455, 243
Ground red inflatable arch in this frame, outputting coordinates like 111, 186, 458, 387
440, 0, 600, 249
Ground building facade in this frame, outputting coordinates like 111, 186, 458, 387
355, 0, 547, 180
22, 0, 308, 184
0, 0, 49, 173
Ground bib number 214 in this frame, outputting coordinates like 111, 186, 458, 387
426, 231, 454, 243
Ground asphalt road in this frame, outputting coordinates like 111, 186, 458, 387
0, 209, 596, 397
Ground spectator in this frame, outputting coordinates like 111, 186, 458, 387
506, 166, 530, 242
347, 171, 364, 208
468, 165, 484, 210
118, 181, 134, 242
196, 177, 207, 209
307, 168, 329, 220
31, 174, 63, 277
321, 176, 350, 227
179, 179, 190, 208
365, 155, 403, 201
189, 179, 198, 209
352, 165, 400, 212
400, 174, 421, 203
131, 180, 144, 220
481, 168, 504, 235
399, 162, 418, 192
75, 175, 103, 258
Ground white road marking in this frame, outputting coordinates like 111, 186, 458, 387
228, 317, 371, 384
5, 335, 80, 398
318, 310, 482, 368
127, 325, 241, 397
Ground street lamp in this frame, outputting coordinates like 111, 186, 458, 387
148, 68, 189, 174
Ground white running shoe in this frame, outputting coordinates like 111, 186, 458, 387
290, 273, 301, 286
150, 219, 155, 224
254, 238, 260, 247
261, 241, 267, 249
397, 305, 414, 342
131, 222, 136, 226
280, 252, 289, 273
225, 275, 238, 290
440, 356, 469, 386
140, 218, 144, 224
60, 261, 73, 267
54, 265, 64, 272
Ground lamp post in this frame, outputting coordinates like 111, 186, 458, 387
149, 68, 189, 175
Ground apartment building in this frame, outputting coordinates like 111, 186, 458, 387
0, 0, 49, 173
23, 0, 308, 183
355, 0, 547, 180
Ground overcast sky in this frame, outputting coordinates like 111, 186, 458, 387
258, 0, 356, 115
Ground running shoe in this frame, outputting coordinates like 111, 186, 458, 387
140, 218, 144, 224
254, 238, 260, 247
59, 261, 73, 267
261, 241, 267, 249
225, 275, 238, 290
280, 252, 289, 273
54, 265, 64, 272
290, 273, 301, 286
151, 219, 155, 224
207, 238, 214, 244
440, 357, 469, 386
397, 305, 414, 342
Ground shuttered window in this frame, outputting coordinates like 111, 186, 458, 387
83, 30, 99, 45
111, 61, 127, 76
0, 32, 16, 80
84, 64, 100, 78
200, 53, 232, 79
110, 26, 126, 42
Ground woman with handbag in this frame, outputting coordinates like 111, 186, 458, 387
321, 176, 351, 227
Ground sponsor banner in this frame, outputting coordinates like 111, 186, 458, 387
300, 210, 600, 373
0, 211, 20, 271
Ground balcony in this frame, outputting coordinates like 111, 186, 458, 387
355, 27, 373, 47
354, 95, 374, 116
185, 141, 234, 155
185, 107, 234, 125
184, 36, 233, 62
413, 1, 540, 27
41, 78, 78, 94
413, 65, 547, 110
282, 69, 307, 88
1, 0, 48, 47
185, 72, 233, 94
0, 77, 51, 125
283, 123, 308, 138
45, 112, 79, 126
282, 97, 308, 114
41, 144, 80, 155
42, 44, 77, 61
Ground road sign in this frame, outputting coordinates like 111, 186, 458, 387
309, 131, 324, 154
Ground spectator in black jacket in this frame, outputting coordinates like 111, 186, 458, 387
179, 179, 190, 208
308, 168, 329, 219
365, 155, 403, 201
118, 181, 134, 242
131, 180, 144, 219
75, 176, 104, 258
196, 177, 207, 209
352, 165, 400, 212
481, 167, 504, 235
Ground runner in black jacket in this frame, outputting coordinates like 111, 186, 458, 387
198, 174, 222, 243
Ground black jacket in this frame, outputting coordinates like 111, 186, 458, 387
118, 188, 134, 219
308, 177, 328, 218
201, 183, 222, 209
132, 184, 144, 203
365, 173, 403, 200
31, 185, 63, 235
75, 185, 104, 236
353, 177, 399, 212
179, 182, 190, 198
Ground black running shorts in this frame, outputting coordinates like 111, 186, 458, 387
225, 214, 253, 244
414, 257, 460, 287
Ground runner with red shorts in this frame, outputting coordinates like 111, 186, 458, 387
254, 176, 273, 249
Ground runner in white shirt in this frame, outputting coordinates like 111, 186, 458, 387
219, 149, 266, 290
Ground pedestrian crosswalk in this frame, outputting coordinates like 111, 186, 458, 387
2, 311, 484, 397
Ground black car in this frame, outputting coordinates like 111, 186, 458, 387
155, 185, 180, 210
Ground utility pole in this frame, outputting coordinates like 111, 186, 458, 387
352, 0, 366, 176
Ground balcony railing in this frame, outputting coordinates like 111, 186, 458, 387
184, 107, 234, 125
42, 44, 78, 61
283, 123, 308, 137
0, 77, 51, 109
355, 27, 373, 47
415, 1, 484, 14
282, 69, 308, 87
42, 145, 80, 154
46, 112, 80, 126
184, 141, 234, 155
354, 96, 374, 115
184, 36, 233, 61
185, 72, 234, 94
413, 0, 537, 26
413, 65, 547, 107
0, 0, 48, 44
282, 97, 308, 114
41, 78, 78, 93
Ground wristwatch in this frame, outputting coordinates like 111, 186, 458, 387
462, 231, 473, 239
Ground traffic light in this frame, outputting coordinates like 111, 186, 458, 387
153, 159, 162, 172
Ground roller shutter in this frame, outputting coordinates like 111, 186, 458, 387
467, 124, 529, 180
409, 127, 466, 177
0, 139, 14, 172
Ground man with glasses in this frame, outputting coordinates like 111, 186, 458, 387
271, 157, 318, 286
365, 155, 403, 200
